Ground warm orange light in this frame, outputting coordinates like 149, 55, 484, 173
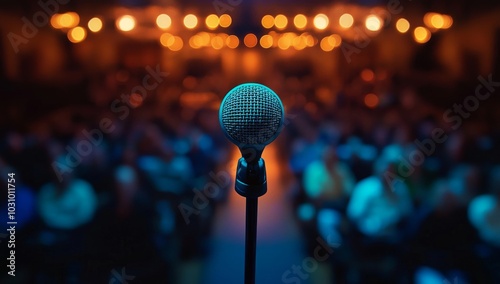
68, 26, 86, 43
197, 32, 211, 46
262, 15, 274, 29
269, 31, 279, 47
328, 34, 342, 47
293, 36, 307, 50
361, 69, 375, 82
156, 14, 172, 29
423, 12, 437, 28
339, 13, 354, 28
396, 18, 410, 33
184, 14, 198, 29
413, 26, 431, 43
88, 17, 102, 32
226, 35, 239, 49
189, 36, 201, 49
442, 15, 453, 29
304, 34, 315, 47
244, 33, 258, 48
51, 14, 62, 29
365, 15, 382, 31
278, 34, 292, 50
211, 36, 224, 49
218, 33, 229, 42
294, 14, 307, 29
275, 14, 288, 30
59, 12, 79, 28
314, 14, 329, 30
117, 15, 136, 32
364, 93, 379, 108
192, 35, 203, 48
260, 35, 273, 49
169, 36, 183, 51
320, 37, 334, 51
430, 14, 444, 29
219, 14, 232, 28
425, 13, 452, 29
129, 93, 144, 108
59, 13, 72, 27
160, 33, 175, 47
206, 14, 219, 30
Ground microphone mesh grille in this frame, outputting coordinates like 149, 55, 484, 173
220, 84, 283, 146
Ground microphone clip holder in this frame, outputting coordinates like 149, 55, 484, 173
235, 157, 267, 198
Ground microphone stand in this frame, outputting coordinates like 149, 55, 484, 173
235, 156, 267, 284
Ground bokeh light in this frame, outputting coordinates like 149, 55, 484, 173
425, 13, 453, 29
294, 14, 307, 30
413, 26, 431, 43
275, 14, 288, 30
396, 18, 410, 33
51, 14, 62, 29
184, 14, 198, 29
197, 32, 211, 46
442, 15, 453, 29
262, 15, 274, 29
278, 34, 293, 50
244, 33, 258, 48
206, 14, 219, 30
364, 93, 379, 108
424, 12, 437, 29
292, 36, 307, 50
226, 35, 239, 49
361, 69, 375, 82
339, 13, 354, 28
328, 34, 342, 47
116, 15, 136, 32
313, 14, 329, 30
304, 34, 316, 47
58, 12, 80, 29
160, 33, 175, 47
260, 35, 273, 49
219, 14, 232, 28
88, 17, 103, 33
211, 36, 224, 50
365, 15, 382, 31
189, 36, 201, 49
67, 26, 86, 43
129, 93, 144, 108
430, 14, 444, 29
156, 14, 172, 30
320, 36, 334, 51
169, 36, 183, 51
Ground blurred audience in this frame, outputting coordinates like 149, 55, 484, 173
1, 64, 499, 284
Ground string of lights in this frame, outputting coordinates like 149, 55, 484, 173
49, 10, 453, 49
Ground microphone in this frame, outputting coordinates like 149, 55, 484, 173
219, 83, 284, 197
219, 83, 284, 284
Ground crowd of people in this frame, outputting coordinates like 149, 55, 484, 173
1, 65, 499, 284
285, 118, 500, 283
282, 70, 500, 283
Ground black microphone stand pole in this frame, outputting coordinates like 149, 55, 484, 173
235, 156, 267, 284
245, 197, 258, 284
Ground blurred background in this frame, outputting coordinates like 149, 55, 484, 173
1, 0, 500, 283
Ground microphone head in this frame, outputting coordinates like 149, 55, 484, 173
219, 83, 284, 148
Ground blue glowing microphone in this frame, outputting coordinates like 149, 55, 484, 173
219, 83, 284, 197
219, 83, 284, 284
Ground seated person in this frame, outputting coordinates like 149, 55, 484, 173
468, 166, 500, 248
38, 157, 97, 230
347, 161, 413, 239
